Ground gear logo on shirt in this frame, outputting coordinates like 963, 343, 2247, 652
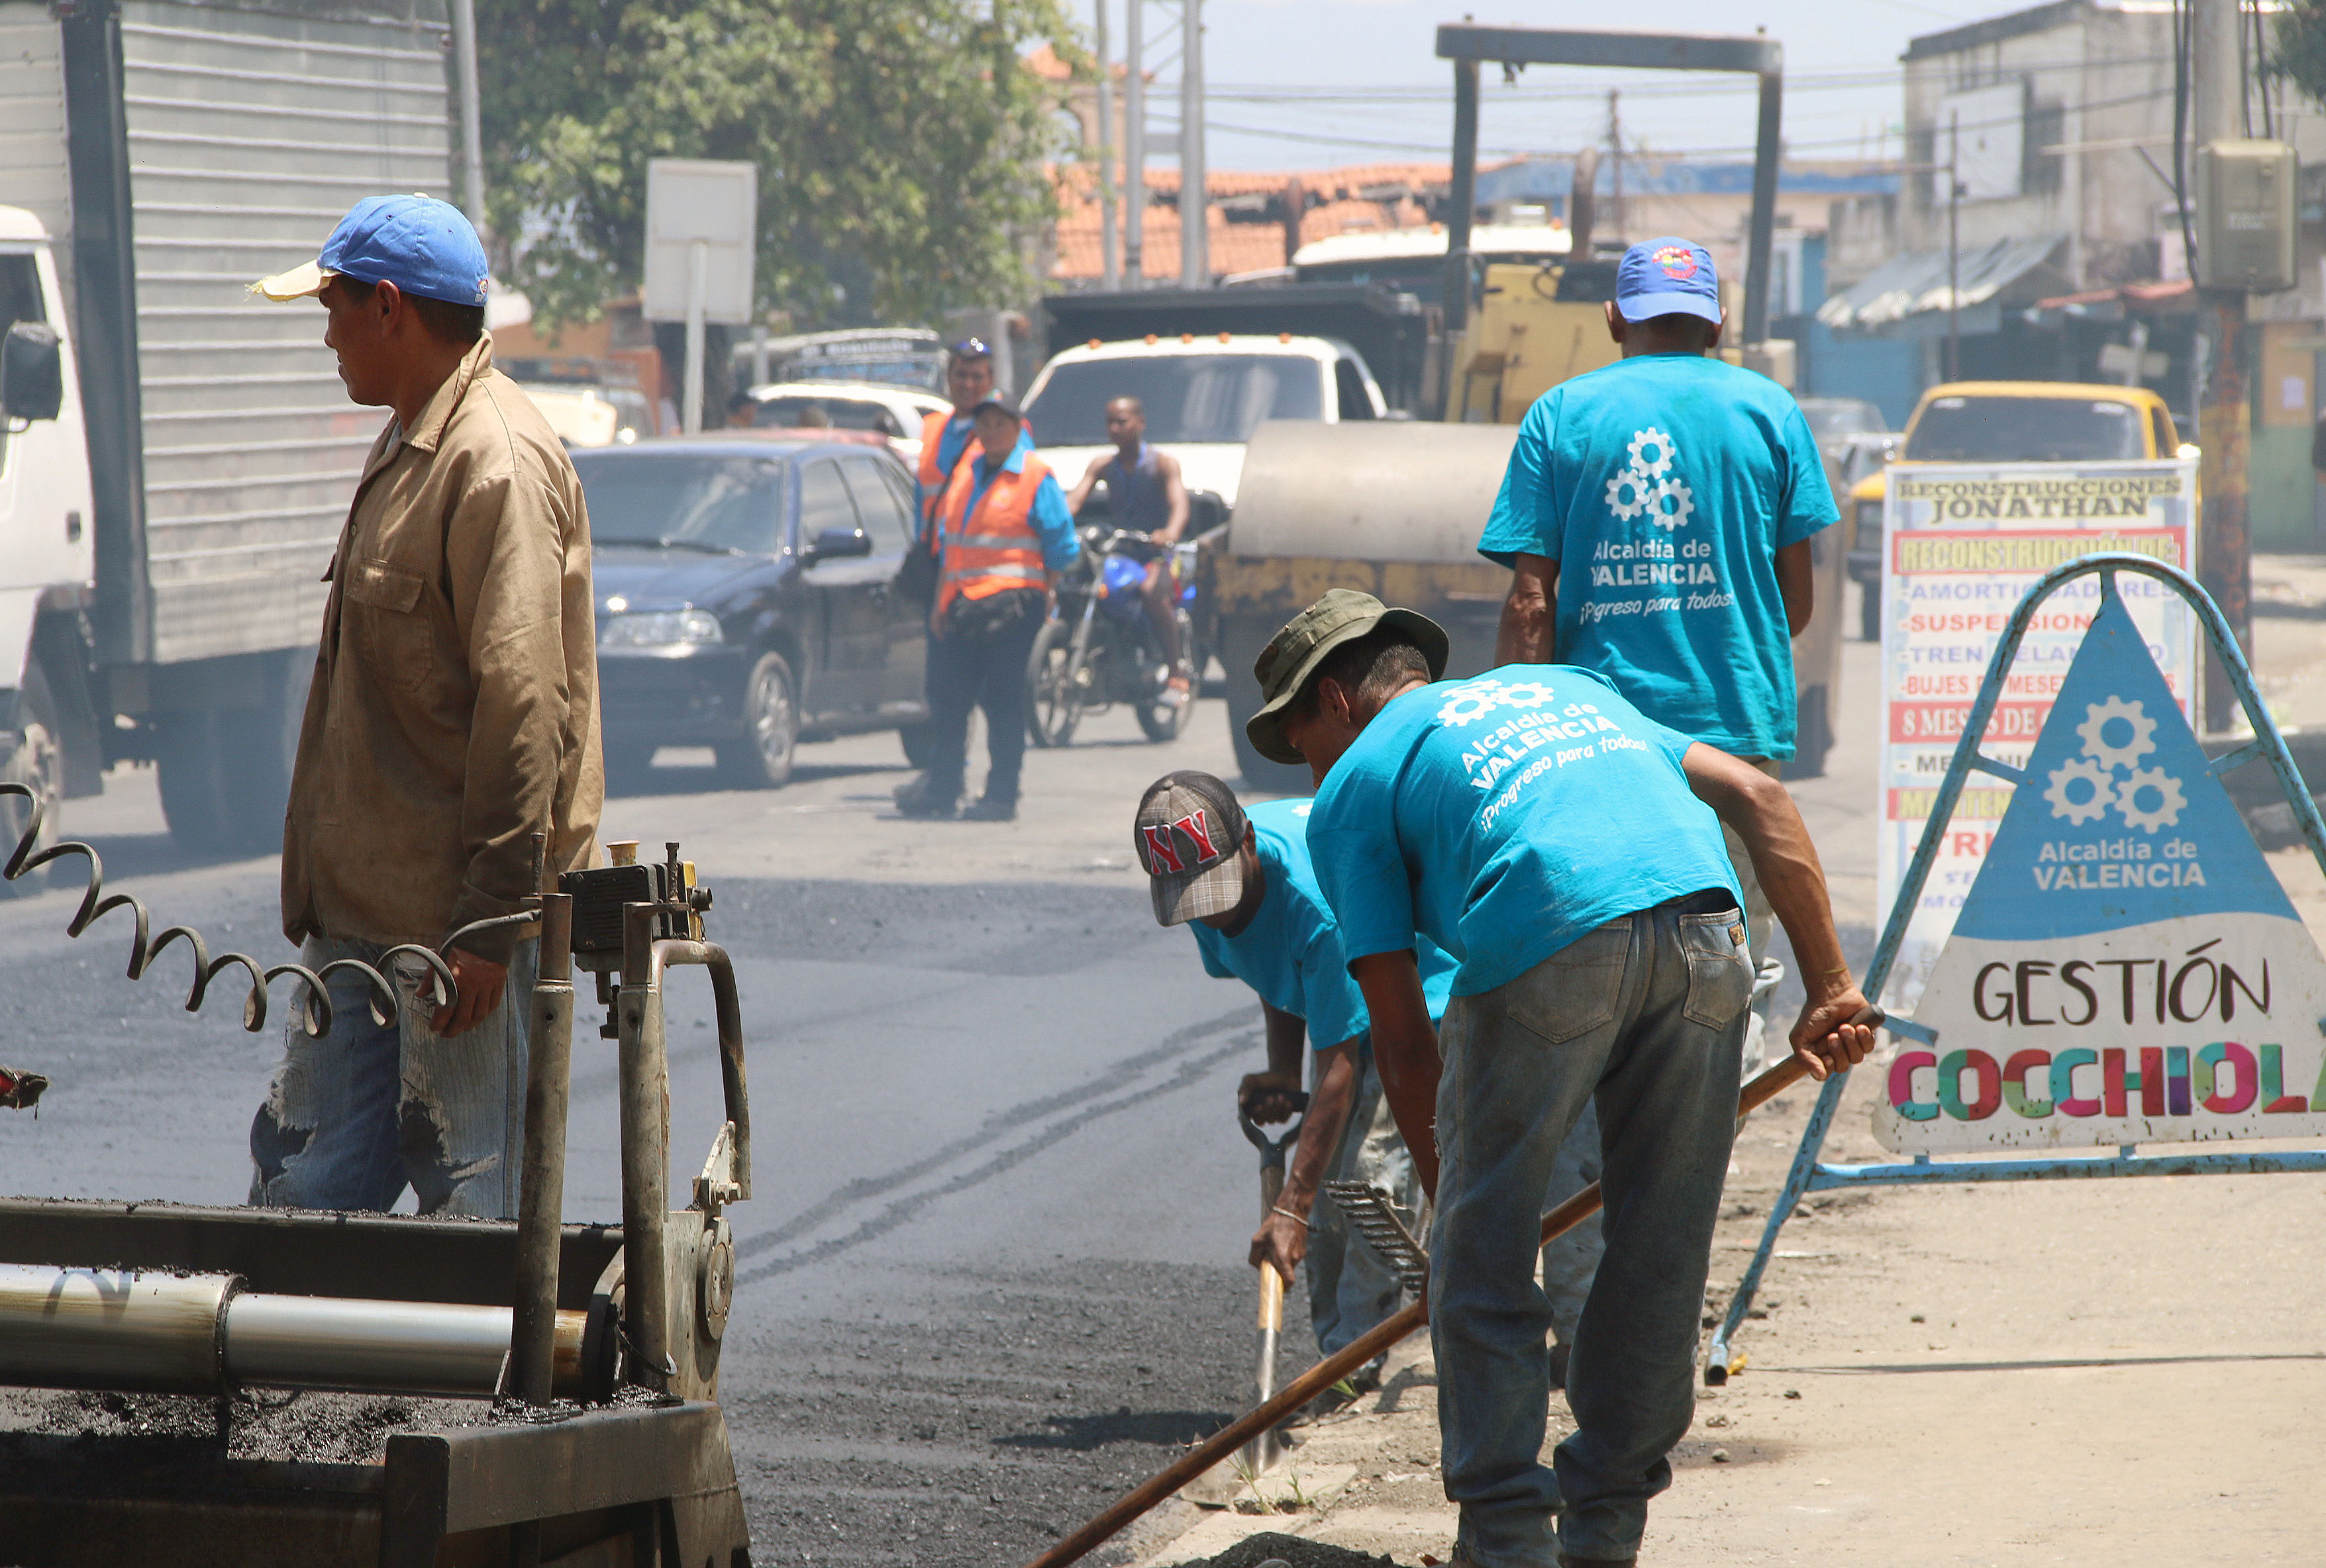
2041, 695, 2186, 832
1605, 427, 1695, 532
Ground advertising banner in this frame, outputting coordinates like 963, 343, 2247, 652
1877, 460, 2198, 1007
1874, 596, 2326, 1152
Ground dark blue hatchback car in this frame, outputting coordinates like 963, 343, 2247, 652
576, 432, 930, 787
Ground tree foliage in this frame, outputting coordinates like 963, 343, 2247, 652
479, 0, 1078, 327
2268, 2, 2326, 111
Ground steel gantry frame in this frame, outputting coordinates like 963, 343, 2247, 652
1434, 25, 1785, 356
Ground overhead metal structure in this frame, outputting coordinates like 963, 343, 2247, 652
1434, 24, 1786, 349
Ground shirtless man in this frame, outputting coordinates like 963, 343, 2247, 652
1066, 396, 1193, 703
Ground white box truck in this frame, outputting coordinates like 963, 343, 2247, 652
0, 0, 452, 863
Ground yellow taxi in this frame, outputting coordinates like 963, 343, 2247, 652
1845, 381, 2190, 639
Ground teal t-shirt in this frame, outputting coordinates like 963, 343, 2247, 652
1189, 797, 1458, 1044
1305, 667, 1740, 997
1476, 354, 1837, 760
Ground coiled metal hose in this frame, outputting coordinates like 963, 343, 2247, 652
0, 781, 529, 1038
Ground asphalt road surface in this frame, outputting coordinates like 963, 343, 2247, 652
0, 648, 1882, 1568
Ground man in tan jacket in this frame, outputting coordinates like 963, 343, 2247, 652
246, 195, 602, 1218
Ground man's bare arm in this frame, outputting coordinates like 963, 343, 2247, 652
1063, 453, 1109, 516
1239, 1001, 1309, 1124
1680, 743, 1876, 1078
1496, 552, 1558, 664
1776, 539, 1814, 637
1250, 1039, 1360, 1282
1155, 450, 1190, 544
1348, 950, 1443, 1199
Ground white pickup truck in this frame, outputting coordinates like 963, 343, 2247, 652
0, 0, 454, 865
1019, 333, 1389, 507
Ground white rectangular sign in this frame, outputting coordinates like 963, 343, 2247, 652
641, 158, 758, 325
1874, 458, 2199, 1009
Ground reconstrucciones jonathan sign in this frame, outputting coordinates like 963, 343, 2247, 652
1876, 595, 2326, 1153
1877, 460, 2198, 1006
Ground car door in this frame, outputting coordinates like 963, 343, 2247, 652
795, 456, 884, 718
838, 455, 929, 716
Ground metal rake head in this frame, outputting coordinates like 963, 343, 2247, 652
1323, 1179, 1428, 1295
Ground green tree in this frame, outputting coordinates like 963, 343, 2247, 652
480, 0, 1078, 328
2268, 3, 2326, 109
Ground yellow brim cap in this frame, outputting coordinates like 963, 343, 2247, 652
248, 260, 334, 301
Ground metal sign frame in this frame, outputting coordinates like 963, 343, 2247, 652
1433, 26, 1784, 351
1705, 552, 2326, 1385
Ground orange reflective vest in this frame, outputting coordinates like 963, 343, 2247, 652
936, 451, 1053, 610
917, 410, 973, 524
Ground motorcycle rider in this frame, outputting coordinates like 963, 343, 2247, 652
1065, 396, 1193, 704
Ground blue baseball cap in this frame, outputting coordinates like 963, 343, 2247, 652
252, 194, 490, 307
1615, 237, 1721, 325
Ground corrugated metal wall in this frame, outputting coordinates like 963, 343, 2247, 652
0, 6, 72, 322
123, 0, 451, 665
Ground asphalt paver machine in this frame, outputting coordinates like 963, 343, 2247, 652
0, 801, 754, 1567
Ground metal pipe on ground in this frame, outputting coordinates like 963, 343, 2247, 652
0, 1265, 587, 1398
1026, 1032, 1871, 1568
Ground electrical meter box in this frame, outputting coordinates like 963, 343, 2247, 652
2196, 138, 2297, 292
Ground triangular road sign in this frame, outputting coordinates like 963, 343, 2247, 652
1876, 593, 2326, 1152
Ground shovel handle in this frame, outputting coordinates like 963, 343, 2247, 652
1256, 1261, 1284, 1333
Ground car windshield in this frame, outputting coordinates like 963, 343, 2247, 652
1905, 396, 2146, 462
574, 453, 789, 555
1025, 354, 1325, 445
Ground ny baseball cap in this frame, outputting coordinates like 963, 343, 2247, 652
251, 194, 491, 307
1135, 771, 1250, 926
1244, 589, 1448, 767
1615, 237, 1721, 325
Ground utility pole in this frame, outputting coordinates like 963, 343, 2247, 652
1179, 0, 1207, 288
2192, 0, 2252, 730
1096, 0, 1118, 290
1607, 91, 1623, 242
1947, 109, 1961, 382
1125, 0, 1144, 289
450, 0, 485, 233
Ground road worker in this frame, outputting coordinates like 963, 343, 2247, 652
893, 392, 1077, 822
1483, 238, 1839, 1086
1135, 769, 1444, 1392
1246, 589, 1872, 1568
914, 338, 1000, 527
248, 195, 601, 1218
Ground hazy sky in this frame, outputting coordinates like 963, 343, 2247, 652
1080, 0, 2030, 172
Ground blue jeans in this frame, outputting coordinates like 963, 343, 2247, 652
1432, 893, 1750, 1566
248, 935, 538, 1219
924, 592, 1046, 804
1541, 1101, 1603, 1350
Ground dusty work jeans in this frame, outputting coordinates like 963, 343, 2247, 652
1431, 893, 1749, 1567
248, 934, 538, 1220
1305, 1053, 1420, 1355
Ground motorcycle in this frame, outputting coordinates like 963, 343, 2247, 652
1028, 526, 1201, 747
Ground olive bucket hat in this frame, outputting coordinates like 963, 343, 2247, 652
1244, 588, 1448, 767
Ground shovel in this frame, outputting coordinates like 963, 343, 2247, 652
1236, 1096, 1305, 1476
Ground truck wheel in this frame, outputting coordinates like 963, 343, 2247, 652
715, 652, 797, 788
1781, 685, 1833, 783
1225, 671, 1314, 795
0, 662, 64, 896
1858, 579, 1882, 642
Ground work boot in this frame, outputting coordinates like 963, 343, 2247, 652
892, 775, 958, 819
959, 793, 1017, 822
1547, 1340, 1571, 1391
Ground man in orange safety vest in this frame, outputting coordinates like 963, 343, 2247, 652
894, 391, 1079, 822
